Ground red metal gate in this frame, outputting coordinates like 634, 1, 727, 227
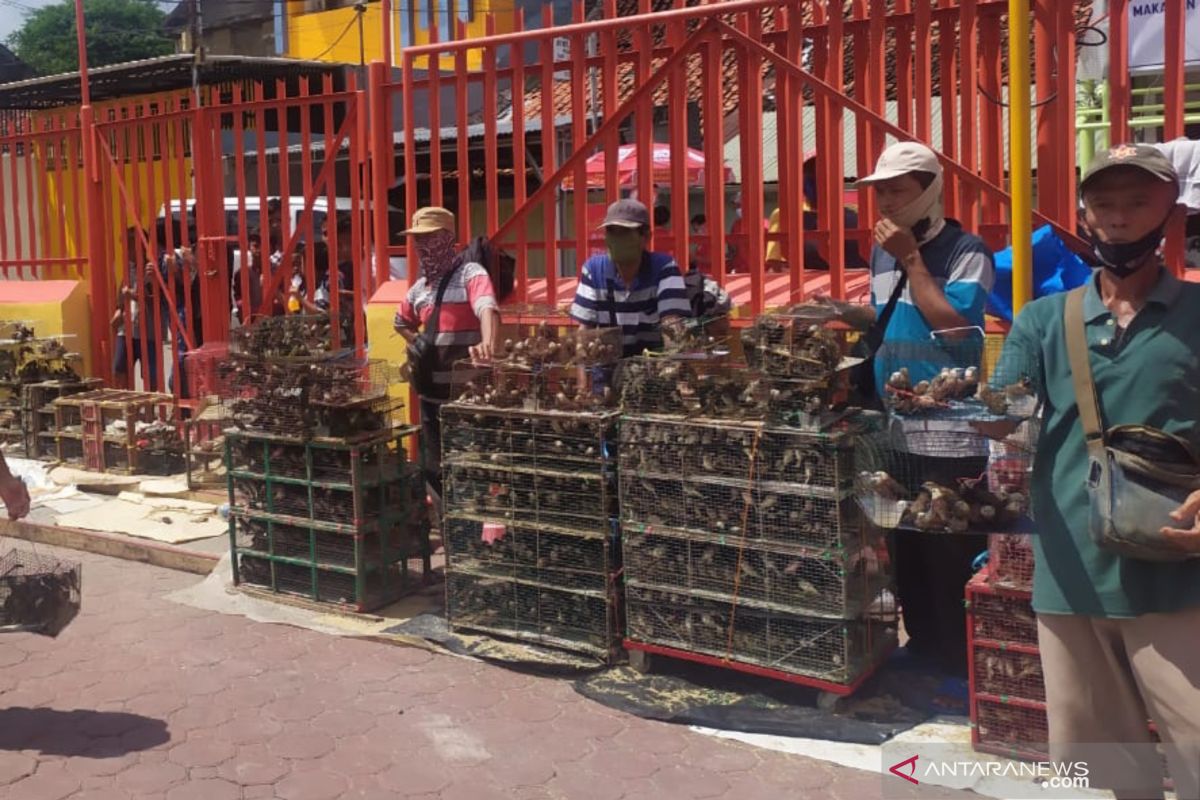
93, 76, 375, 397
372, 0, 1084, 317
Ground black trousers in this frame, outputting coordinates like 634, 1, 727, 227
890, 454, 988, 676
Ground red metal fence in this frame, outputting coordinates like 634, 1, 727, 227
0, 0, 1193, 392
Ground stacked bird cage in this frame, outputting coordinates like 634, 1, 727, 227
620, 408, 896, 691
227, 426, 428, 612
854, 332, 1040, 534
966, 567, 1047, 762
0, 323, 90, 457
441, 323, 623, 662
52, 389, 180, 474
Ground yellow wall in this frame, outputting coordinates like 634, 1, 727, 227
285, 0, 513, 69
0, 281, 94, 377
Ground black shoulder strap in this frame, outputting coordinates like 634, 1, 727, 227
864, 270, 909, 355
425, 264, 461, 339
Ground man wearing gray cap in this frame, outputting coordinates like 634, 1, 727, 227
993, 143, 1200, 798
569, 198, 692, 356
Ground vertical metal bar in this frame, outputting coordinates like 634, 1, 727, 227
979, 16, 1003, 226
429, 22, 444, 209
602, 0, 619, 207
571, 9, 588, 275
322, 79, 338, 326
1161, 0, 1186, 274
49, 119, 69, 279
913, 0, 932, 144
1054, 0, 1076, 231
1008, 0, 1033, 314
7, 116, 23, 268
70, 117, 85, 281
811, 9, 831, 274
959, 0, 979, 229
402, 52, 418, 286
1033, 0, 1055, 220
275, 79, 294, 303
826, 2, 846, 300
231, 84, 252, 327
369, 62, 392, 289
298, 76, 317, 314
21, 118, 39, 277
635, 0, 654, 241
352, 75, 368, 354
938, 1, 959, 219
896, 3, 913, 133
455, 20, 471, 242
785, 0, 805, 301
483, 15, 499, 236
539, 26, 558, 304
511, 8, 528, 302
1107, 0, 1130, 146
254, 81, 271, 316
0, 121, 9, 273
667, 10, 688, 274
861, 0, 886, 233
744, 8, 765, 312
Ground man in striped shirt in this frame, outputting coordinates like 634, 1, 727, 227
569, 199, 692, 356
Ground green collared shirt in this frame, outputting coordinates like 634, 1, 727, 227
999, 268, 1200, 617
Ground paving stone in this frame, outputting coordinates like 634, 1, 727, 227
218, 743, 293, 786
164, 777, 242, 800
113, 760, 189, 794
0, 751, 37, 785
578, 746, 664, 781
6, 764, 82, 800
376, 761, 453, 795
275, 767, 352, 800
168, 737, 237, 768
268, 731, 337, 760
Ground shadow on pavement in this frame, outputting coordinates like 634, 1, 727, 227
0, 707, 169, 755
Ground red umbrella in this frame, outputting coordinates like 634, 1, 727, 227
563, 143, 735, 190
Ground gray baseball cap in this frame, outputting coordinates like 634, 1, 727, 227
1080, 143, 1179, 194
598, 199, 650, 230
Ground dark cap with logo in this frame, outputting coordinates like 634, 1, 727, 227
1080, 143, 1180, 194
598, 199, 650, 230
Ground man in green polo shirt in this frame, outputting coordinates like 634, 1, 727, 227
996, 144, 1200, 799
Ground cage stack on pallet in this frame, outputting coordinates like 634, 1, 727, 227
183, 343, 232, 490
52, 389, 181, 473
618, 309, 896, 693
0, 323, 94, 458
221, 314, 428, 613
967, 535, 1045, 761
440, 318, 624, 664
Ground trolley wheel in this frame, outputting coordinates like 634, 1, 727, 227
628, 648, 654, 674
816, 691, 842, 712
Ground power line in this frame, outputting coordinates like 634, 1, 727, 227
310, 10, 360, 60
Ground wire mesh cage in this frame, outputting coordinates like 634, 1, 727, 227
235, 553, 412, 612
973, 699, 1049, 760
0, 548, 81, 637
231, 513, 422, 571
973, 646, 1045, 702
740, 304, 862, 381
446, 569, 621, 662
441, 405, 616, 475
622, 526, 890, 619
226, 427, 414, 487
443, 517, 614, 593
184, 342, 231, 403
452, 362, 619, 413
854, 418, 1035, 534
966, 581, 1038, 648
443, 462, 618, 537
230, 313, 350, 361
625, 584, 896, 685
877, 332, 1040, 422
616, 356, 773, 420
987, 533, 1036, 591
219, 357, 400, 441
496, 309, 624, 369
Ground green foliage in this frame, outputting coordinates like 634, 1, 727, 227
7, 0, 173, 77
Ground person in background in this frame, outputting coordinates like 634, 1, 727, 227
726, 192, 769, 274
569, 199, 692, 356
689, 214, 713, 272
801, 152, 868, 270
856, 140, 995, 677
393, 207, 500, 511
111, 227, 160, 391
232, 229, 264, 326
162, 241, 203, 397
992, 144, 1200, 800
0, 451, 29, 520
653, 204, 670, 228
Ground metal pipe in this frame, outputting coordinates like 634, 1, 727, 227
1007, 0, 1032, 314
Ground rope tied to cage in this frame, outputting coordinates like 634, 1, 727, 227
723, 426, 764, 663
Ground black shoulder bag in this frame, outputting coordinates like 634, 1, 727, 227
407, 266, 460, 396
850, 270, 908, 408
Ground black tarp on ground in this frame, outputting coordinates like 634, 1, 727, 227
386, 614, 970, 746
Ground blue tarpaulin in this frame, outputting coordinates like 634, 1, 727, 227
988, 225, 1093, 323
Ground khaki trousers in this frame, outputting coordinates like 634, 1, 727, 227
1038, 608, 1200, 800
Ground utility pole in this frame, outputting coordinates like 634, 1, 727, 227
188, 0, 202, 106
355, 2, 367, 67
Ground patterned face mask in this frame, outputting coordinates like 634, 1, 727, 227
416, 230, 458, 284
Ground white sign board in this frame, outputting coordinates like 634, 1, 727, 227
1128, 0, 1200, 72
553, 37, 571, 81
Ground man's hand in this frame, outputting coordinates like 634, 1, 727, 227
469, 341, 494, 363
0, 475, 30, 521
874, 218, 920, 262
1159, 490, 1200, 553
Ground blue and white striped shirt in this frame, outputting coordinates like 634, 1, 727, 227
569, 251, 692, 357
